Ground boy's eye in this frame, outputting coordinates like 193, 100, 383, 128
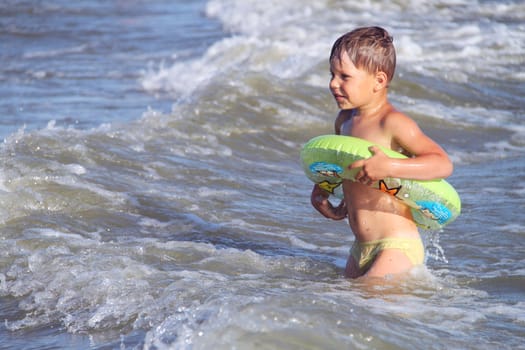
330, 73, 350, 80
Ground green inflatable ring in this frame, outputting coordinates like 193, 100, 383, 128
300, 135, 461, 230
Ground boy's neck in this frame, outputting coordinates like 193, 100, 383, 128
355, 97, 390, 119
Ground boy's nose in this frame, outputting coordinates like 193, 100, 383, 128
329, 77, 338, 89
329, 77, 340, 92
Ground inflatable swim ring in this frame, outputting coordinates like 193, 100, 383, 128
300, 135, 461, 230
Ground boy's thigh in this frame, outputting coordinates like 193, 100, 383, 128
365, 249, 414, 277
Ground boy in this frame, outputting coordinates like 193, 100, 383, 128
311, 27, 453, 278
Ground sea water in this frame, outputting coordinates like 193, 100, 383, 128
1, 0, 524, 349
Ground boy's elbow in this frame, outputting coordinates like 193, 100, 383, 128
441, 159, 454, 178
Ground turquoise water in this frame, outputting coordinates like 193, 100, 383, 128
1, 0, 524, 349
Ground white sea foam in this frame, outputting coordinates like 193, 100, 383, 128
496, 224, 525, 234
22, 44, 89, 59
140, 0, 524, 137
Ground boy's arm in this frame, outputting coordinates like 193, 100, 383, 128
351, 112, 453, 182
310, 184, 347, 220
309, 110, 352, 220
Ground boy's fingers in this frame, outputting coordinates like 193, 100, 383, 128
368, 145, 380, 154
349, 159, 364, 169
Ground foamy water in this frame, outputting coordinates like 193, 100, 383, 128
1, 0, 524, 349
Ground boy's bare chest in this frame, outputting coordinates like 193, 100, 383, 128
341, 116, 391, 147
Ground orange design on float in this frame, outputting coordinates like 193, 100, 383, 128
378, 179, 401, 197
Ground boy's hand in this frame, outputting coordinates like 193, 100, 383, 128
349, 146, 390, 185
310, 184, 347, 220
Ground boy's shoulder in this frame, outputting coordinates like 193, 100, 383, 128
381, 107, 419, 134
380, 107, 429, 152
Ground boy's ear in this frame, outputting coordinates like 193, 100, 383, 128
374, 71, 389, 91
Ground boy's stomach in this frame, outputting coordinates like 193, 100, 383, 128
343, 180, 419, 242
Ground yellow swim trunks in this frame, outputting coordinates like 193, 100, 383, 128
350, 237, 425, 274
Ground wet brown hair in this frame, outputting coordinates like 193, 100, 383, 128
330, 26, 396, 82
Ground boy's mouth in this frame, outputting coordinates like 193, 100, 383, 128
333, 93, 346, 102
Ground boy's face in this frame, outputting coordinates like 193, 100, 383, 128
329, 51, 377, 110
